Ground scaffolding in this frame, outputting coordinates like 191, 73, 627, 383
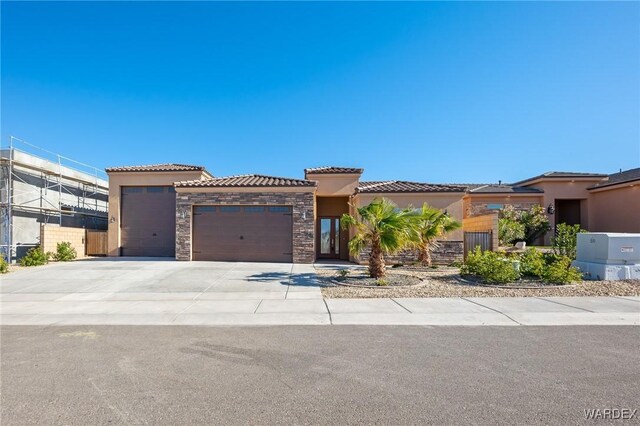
0, 136, 109, 261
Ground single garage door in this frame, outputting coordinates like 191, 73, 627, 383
192, 205, 293, 262
121, 186, 176, 257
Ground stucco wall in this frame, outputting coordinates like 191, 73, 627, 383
107, 170, 207, 256
175, 191, 315, 263
305, 174, 360, 196
588, 184, 640, 232
40, 224, 86, 258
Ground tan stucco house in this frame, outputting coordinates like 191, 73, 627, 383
105, 164, 640, 264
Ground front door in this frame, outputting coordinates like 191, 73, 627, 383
318, 217, 341, 258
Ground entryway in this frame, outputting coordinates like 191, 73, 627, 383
318, 217, 341, 259
316, 196, 350, 260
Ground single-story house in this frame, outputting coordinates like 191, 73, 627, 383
105, 164, 640, 263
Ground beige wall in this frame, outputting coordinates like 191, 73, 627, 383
588, 184, 640, 233
107, 170, 208, 256
354, 193, 465, 241
305, 173, 360, 196
316, 196, 349, 216
40, 224, 86, 258
462, 213, 499, 250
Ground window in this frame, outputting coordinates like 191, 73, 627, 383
219, 206, 241, 212
146, 187, 165, 193
487, 203, 504, 210
122, 187, 143, 193
244, 206, 265, 213
268, 206, 291, 213
194, 206, 215, 213
167, 187, 176, 193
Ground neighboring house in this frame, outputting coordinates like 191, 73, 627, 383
1, 147, 108, 261
466, 169, 640, 244
105, 164, 640, 264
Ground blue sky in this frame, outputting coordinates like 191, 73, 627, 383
2, 1, 639, 183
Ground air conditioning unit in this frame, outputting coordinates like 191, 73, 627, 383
572, 233, 640, 280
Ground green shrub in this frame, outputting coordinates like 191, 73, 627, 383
519, 248, 545, 278
552, 223, 585, 260
461, 247, 520, 284
376, 278, 389, 286
336, 269, 349, 279
542, 256, 583, 284
498, 218, 525, 246
52, 242, 77, 262
0, 257, 8, 274
19, 247, 49, 266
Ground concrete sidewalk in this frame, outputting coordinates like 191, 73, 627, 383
2, 295, 638, 326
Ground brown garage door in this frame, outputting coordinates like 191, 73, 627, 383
192, 205, 293, 262
121, 186, 176, 257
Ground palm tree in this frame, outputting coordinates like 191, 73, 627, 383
410, 203, 461, 267
341, 198, 417, 278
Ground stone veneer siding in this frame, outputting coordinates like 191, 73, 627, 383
357, 241, 463, 266
175, 191, 315, 263
466, 201, 540, 218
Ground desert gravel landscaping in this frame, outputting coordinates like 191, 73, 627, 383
317, 265, 640, 299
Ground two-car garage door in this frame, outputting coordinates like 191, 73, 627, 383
192, 205, 293, 262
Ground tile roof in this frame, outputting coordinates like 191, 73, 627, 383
175, 174, 317, 188
356, 181, 467, 193
106, 163, 206, 173
468, 184, 543, 194
589, 167, 640, 189
512, 171, 607, 185
304, 166, 364, 174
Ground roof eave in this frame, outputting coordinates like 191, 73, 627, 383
588, 178, 640, 191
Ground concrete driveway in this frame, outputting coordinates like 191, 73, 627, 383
2, 258, 321, 297
1, 259, 328, 325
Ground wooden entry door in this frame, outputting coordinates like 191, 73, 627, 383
318, 217, 341, 258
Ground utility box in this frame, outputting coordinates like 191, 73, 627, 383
573, 233, 640, 280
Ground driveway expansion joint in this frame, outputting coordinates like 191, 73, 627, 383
460, 297, 523, 326
534, 297, 595, 313
323, 299, 333, 325
390, 298, 413, 313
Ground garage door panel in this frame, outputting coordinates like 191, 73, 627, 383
121, 186, 176, 257
192, 206, 292, 262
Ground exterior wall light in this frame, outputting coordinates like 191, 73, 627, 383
109, 216, 116, 224
547, 204, 555, 215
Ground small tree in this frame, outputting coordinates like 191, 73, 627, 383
520, 205, 551, 244
410, 203, 461, 267
498, 205, 550, 245
341, 198, 417, 278
498, 217, 525, 246
552, 223, 585, 260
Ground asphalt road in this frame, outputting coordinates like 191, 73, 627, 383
2, 326, 639, 425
